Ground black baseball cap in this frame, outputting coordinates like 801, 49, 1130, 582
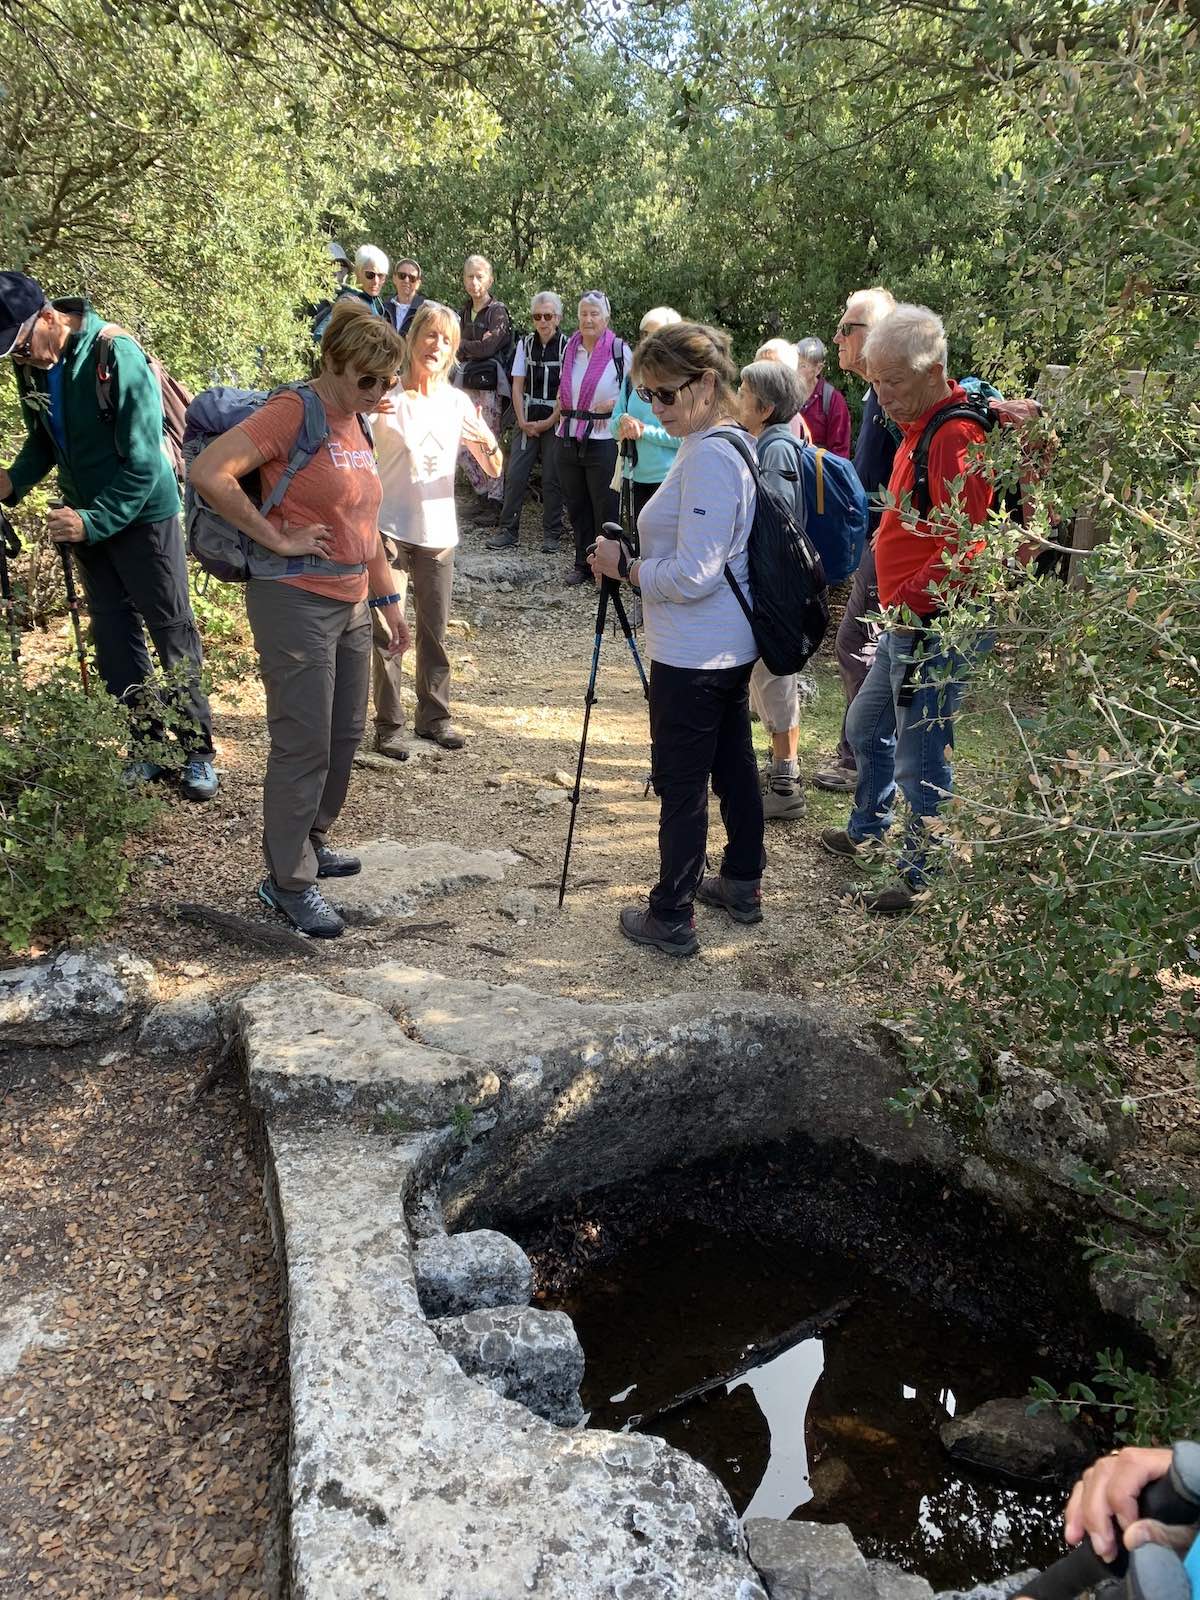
0, 271, 47, 358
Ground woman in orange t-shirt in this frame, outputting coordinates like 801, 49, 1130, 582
189, 301, 408, 938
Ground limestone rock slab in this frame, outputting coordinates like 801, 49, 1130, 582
332, 967, 954, 1222
982, 1062, 1130, 1188
746, 1518, 870, 1599
0, 946, 156, 1048
235, 976, 496, 1125
270, 1119, 768, 1599
414, 1229, 534, 1317
940, 1397, 1090, 1482
431, 1304, 585, 1425
138, 995, 222, 1056
868, 1560, 935, 1600
454, 549, 548, 589
321, 840, 520, 925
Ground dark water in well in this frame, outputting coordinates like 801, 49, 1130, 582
544, 1220, 1073, 1592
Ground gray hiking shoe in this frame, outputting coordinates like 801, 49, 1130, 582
813, 763, 857, 793
257, 877, 345, 938
315, 846, 361, 879
696, 875, 763, 925
763, 782, 806, 821
820, 826, 865, 861
619, 906, 700, 957
843, 879, 920, 916
485, 529, 518, 550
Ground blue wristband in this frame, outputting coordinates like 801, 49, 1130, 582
368, 592, 403, 609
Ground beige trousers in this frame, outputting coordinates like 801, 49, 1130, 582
371, 542, 455, 738
246, 580, 370, 892
750, 660, 799, 735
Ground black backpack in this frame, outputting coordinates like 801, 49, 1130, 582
714, 429, 829, 676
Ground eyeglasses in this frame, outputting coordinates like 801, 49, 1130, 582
635, 377, 697, 407
10, 320, 38, 363
531, 311, 557, 321
356, 371, 397, 392
395, 271, 420, 283
361, 270, 387, 281
836, 321, 867, 338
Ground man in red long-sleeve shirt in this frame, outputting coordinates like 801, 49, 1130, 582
819, 304, 993, 913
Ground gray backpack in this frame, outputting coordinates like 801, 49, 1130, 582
182, 382, 372, 584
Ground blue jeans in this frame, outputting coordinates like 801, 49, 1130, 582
845, 626, 984, 886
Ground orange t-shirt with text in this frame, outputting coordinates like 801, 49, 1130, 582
235, 389, 381, 602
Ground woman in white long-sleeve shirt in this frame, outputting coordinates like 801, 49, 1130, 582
589, 322, 764, 957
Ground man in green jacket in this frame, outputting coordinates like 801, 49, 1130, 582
0, 270, 217, 799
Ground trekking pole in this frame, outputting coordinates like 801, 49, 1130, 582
601, 517, 654, 800
0, 507, 20, 666
557, 526, 652, 907
47, 504, 90, 694
1017, 1441, 1200, 1600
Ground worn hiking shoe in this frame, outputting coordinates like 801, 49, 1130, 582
315, 846, 361, 879
813, 763, 858, 793
696, 875, 763, 925
618, 906, 700, 957
763, 782, 806, 821
820, 826, 866, 861
373, 731, 411, 762
843, 879, 920, 916
179, 757, 219, 802
541, 535, 561, 553
564, 566, 589, 587
257, 877, 345, 938
416, 723, 466, 750
485, 529, 518, 550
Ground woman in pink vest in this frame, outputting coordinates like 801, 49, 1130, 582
551, 290, 632, 587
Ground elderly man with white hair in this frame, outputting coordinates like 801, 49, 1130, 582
487, 290, 567, 551
795, 335, 851, 456
813, 286, 901, 792
820, 303, 993, 914
313, 245, 389, 339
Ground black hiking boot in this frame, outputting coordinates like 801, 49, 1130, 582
315, 846, 361, 878
257, 877, 345, 938
618, 906, 700, 957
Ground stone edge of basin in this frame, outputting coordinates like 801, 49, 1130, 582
235, 961, 1082, 1599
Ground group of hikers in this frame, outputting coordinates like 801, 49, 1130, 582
1, 249, 1012, 948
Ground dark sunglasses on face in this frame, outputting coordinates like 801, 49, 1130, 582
10, 321, 39, 362
635, 376, 697, 407
356, 371, 396, 391
395, 272, 420, 283
362, 271, 386, 281
836, 321, 867, 337
531, 311, 557, 321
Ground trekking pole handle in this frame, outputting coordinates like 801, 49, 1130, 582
1019, 1442, 1200, 1600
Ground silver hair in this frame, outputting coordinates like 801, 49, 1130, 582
531, 290, 563, 316
845, 286, 897, 328
741, 360, 802, 425
640, 305, 682, 334
579, 289, 611, 317
355, 244, 389, 273
754, 338, 799, 372
463, 254, 493, 283
796, 336, 827, 366
861, 303, 948, 375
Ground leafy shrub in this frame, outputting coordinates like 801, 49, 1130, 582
0, 661, 161, 952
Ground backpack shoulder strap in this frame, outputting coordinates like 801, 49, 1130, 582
612, 339, 626, 389
259, 383, 329, 517
710, 426, 760, 480
911, 401, 992, 516
821, 380, 832, 418
94, 323, 132, 423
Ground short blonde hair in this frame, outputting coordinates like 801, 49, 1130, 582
755, 338, 800, 371
402, 302, 461, 385
640, 305, 682, 336
320, 298, 406, 378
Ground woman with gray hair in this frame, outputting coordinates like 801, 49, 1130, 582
487, 290, 567, 551
795, 335, 851, 455
312, 244, 389, 340
737, 359, 810, 821
552, 289, 632, 586
457, 254, 513, 527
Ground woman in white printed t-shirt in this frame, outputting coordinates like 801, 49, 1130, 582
370, 302, 500, 753
589, 322, 764, 959
551, 289, 632, 587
